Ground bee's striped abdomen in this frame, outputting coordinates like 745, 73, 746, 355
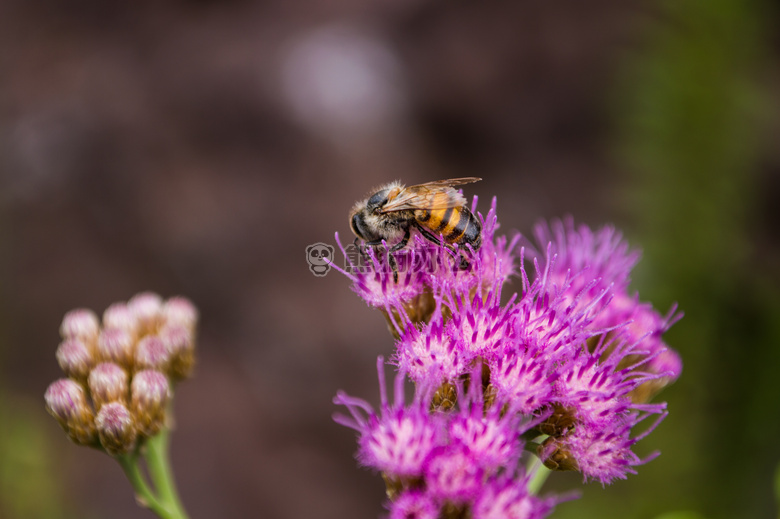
415, 207, 482, 250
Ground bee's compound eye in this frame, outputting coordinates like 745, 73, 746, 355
351, 213, 366, 239
366, 190, 389, 211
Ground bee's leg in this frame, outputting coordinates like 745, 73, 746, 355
386, 227, 410, 283
355, 237, 369, 262
358, 239, 386, 271
413, 223, 446, 248
413, 223, 470, 270
388, 255, 399, 283
389, 227, 411, 253
413, 223, 460, 256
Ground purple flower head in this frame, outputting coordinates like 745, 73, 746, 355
333, 233, 428, 311
509, 248, 609, 360
540, 408, 667, 486
333, 357, 444, 479
333, 203, 683, 503
393, 309, 467, 386
443, 277, 517, 362
533, 219, 640, 320
471, 197, 522, 290
596, 292, 682, 359
489, 346, 556, 415
387, 490, 439, 519
448, 372, 522, 472
471, 475, 559, 519
423, 443, 483, 504
553, 347, 634, 428
587, 288, 683, 404
645, 346, 682, 384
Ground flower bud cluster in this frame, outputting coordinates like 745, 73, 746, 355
45, 293, 198, 455
333, 199, 682, 516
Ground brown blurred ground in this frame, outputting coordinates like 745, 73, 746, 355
1, 1, 776, 518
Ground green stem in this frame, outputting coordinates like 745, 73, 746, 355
144, 428, 189, 519
526, 456, 552, 495
117, 452, 174, 519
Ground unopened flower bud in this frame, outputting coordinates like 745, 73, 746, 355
431, 381, 457, 411
102, 302, 140, 337
56, 339, 94, 380
538, 437, 579, 472
135, 335, 171, 372
159, 325, 195, 380
95, 402, 137, 455
44, 379, 96, 445
162, 297, 198, 331
537, 404, 578, 438
60, 309, 100, 343
88, 363, 128, 411
97, 328, 135, 367
131, 370, 170, 436
128, 292, 163, 334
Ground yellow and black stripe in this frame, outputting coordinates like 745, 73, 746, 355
415, 207, 482, 249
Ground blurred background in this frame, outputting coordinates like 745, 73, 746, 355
1, 0, 778, 518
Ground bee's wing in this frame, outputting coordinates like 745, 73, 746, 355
380, 177, 481, 212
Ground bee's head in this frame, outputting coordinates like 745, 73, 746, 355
349, 206, 378, 242
349, 182, 402, 242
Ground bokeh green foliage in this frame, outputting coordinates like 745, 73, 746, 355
569, 0, 779, 517
557, 0, 779, 517
0, 397, 70, 519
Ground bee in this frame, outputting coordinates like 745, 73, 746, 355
349, 178, 482, 279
